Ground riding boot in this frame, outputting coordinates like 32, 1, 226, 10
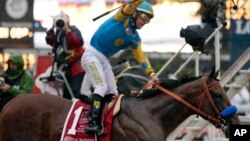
78, 94, 91, 104
85, 94, 104, 134
104, 93, 115, 103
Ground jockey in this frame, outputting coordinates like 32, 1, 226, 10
80, 0, 159, 134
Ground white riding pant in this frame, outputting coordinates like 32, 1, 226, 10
81, 46, 118, 97
80, 75, 92, 97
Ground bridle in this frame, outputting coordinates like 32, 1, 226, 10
145, 75, 227, 131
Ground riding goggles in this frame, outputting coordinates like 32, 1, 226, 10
138, 13, 151, 24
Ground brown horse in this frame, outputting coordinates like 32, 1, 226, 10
0, 68, 240, 141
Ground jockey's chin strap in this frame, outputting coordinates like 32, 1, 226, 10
145, 76, 225, 130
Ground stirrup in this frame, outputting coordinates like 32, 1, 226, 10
85, 122, 104, 135
97, 128, 106, 136
85, 127, 104, 135
78, 95, 91, 104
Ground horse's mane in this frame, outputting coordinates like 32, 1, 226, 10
138, 74, 202, 99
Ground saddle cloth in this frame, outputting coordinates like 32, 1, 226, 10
60, 95, 122, 141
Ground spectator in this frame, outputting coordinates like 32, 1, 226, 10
80, 0, 159, 134
45, 11, 85, 99
0, 55, 34, 110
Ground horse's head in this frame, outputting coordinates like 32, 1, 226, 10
137, 67, 240, 138
196, 68, 240, 138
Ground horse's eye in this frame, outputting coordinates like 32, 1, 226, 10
212, 92, 222, 98
211, 92, 222, 104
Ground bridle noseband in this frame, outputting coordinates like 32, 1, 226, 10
196, 76, 226, 130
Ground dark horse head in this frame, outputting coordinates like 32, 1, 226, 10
0, 68, 240, 141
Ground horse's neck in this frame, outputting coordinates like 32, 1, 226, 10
120, 79, 204, 138
145, 82, 203, 136
145, 94, 191, 135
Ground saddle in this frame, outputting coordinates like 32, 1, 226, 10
60, 95, 123, 141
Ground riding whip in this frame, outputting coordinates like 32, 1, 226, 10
92, 0, 136, 21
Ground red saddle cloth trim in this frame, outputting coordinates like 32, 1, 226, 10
99, 95, 120, 141
60, 96, 120, 141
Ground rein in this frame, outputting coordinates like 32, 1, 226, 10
147, 76, 225, 129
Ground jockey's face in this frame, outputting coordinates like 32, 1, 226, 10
135, 12, 151, 29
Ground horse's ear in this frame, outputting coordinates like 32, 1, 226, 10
209, 66, 215, 79
214, 69, 220, 79
209, 66, 220, 80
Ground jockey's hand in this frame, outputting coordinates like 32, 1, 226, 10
142, 73, 159, 91
150, 73, 159, 84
